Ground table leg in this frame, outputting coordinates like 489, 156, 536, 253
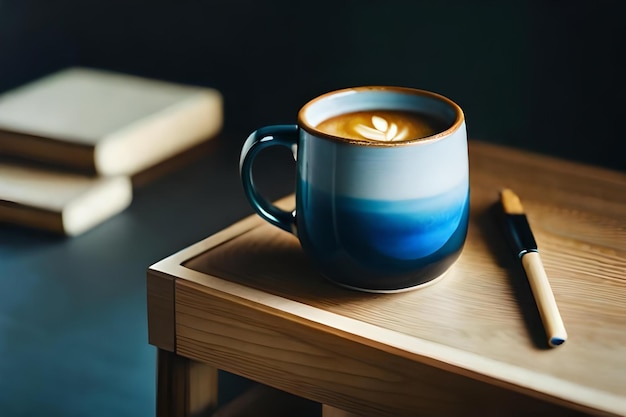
157, 348, 218, 417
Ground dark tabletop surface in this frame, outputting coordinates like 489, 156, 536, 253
0, 135, 296, 416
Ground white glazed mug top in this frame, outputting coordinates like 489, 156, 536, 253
298, 86, 465, 146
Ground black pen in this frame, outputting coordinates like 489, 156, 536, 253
500, 188, 568, 347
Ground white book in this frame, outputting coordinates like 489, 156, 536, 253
0, 162, 132, 236
0, 67, 223, 176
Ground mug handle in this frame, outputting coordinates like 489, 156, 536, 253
239, 125, 298, 234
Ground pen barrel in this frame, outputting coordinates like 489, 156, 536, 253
521, 251, 568, 347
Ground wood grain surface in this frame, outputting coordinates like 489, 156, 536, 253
149, 140, 626, 416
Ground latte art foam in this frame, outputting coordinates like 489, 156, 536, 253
316, 110, 448, 142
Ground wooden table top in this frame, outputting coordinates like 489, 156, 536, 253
148, 140, 626, 416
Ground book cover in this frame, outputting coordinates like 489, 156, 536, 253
0, 162, 132, 236
0, 67, 223, 176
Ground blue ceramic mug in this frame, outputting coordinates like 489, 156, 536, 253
240, 86, 469, 292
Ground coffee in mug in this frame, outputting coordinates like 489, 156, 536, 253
240, 86, 469, 292
316, 109, 449, 142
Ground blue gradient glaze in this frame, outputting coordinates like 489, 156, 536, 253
241, 87, 469, 291
297, 182, 470, 290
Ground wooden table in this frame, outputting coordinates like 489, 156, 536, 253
147, 140, 626, 417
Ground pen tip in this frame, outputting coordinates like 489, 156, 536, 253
500, 188, 525, 214
549, 337, 566, 347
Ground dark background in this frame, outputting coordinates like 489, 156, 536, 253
1, 0, 624, 171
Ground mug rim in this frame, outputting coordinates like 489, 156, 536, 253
297, 86, 465, 147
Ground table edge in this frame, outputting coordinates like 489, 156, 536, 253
147, 207, 626, 416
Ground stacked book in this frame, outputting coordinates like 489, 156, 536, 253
0, 67, 223, 236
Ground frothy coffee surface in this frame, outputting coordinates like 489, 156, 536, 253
316, 110, 448, 142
